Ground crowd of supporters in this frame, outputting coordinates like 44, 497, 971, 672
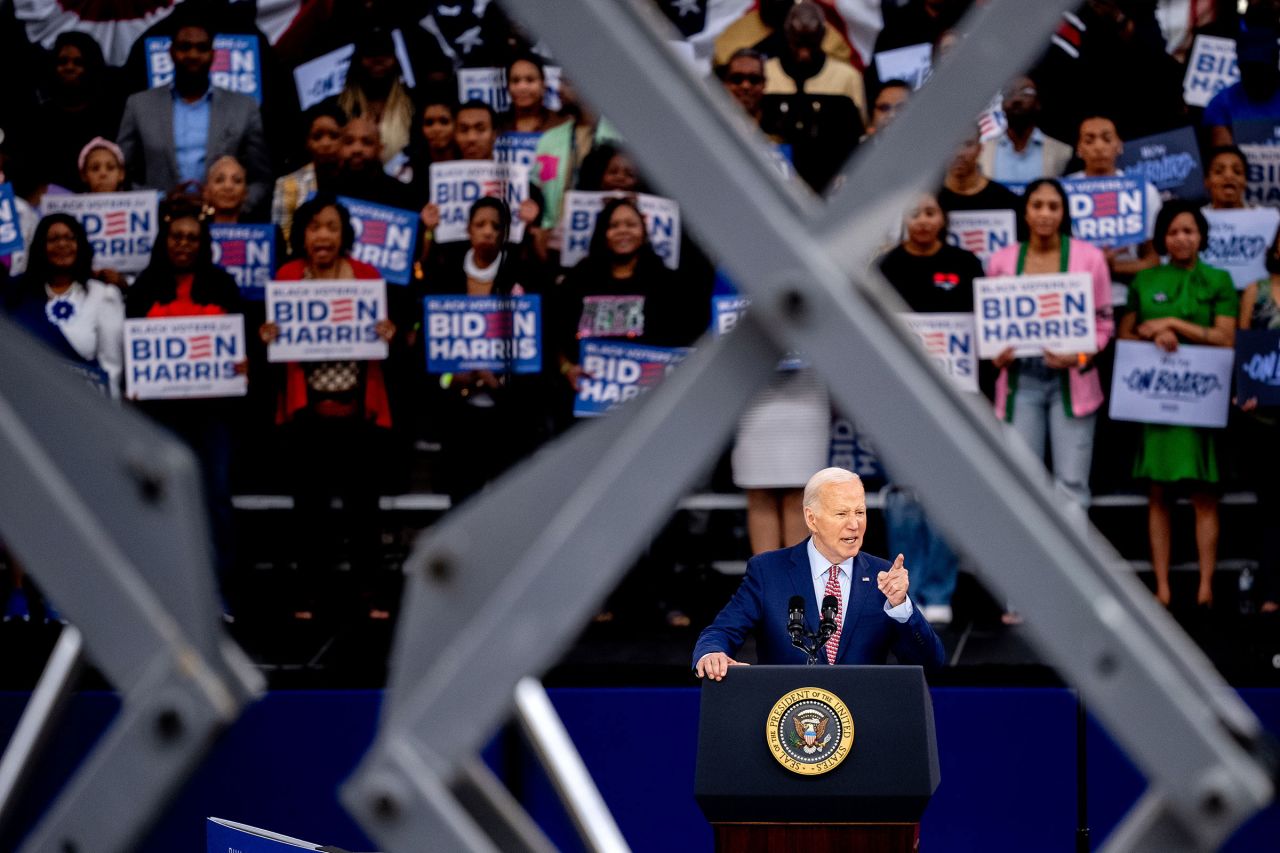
1, 0, 1279, 637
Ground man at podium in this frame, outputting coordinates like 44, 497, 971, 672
694, 467, 945, 679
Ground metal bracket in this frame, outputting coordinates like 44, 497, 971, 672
0, 318, 264, 853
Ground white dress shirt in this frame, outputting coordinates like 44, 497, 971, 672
806, 539, 913, 625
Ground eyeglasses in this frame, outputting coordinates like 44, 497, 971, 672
726, 73, 764, 86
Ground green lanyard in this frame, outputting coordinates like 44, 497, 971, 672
1015, 237, 1071, 275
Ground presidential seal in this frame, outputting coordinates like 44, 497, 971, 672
765, 688, 854, 776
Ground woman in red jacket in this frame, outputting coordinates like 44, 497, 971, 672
260, 193, 397, 621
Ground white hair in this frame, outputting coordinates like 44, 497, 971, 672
802, 467, 862, 509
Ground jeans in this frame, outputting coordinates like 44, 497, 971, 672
883, 487, 958, 608
1007, 365, 1096, 508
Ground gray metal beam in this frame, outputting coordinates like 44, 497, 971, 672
0, 318, 263, 852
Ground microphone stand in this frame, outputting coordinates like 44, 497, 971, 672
789, 621, 837, 666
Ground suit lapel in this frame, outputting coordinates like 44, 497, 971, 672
207, 89, 225, 161
156, 88, 178, 183
835, 552, 871, 663
788, 540, 820, 634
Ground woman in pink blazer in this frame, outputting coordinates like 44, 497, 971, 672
984, 178, 1115, 509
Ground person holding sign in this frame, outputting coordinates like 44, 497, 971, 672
427, 197, 545, 500
403, 94, 460, 194
1201, 145, 1280, 291
874, 192, 985, 624
75, 137, 130, 289
1066, 115, 1162, 280
988, 179, 1115, 509
1204, 21, 1280, 148
126, 195, 245, 599
5, 213, 123, 396
1118, 201, 1238, 608
116, 12, 271, 214
554, 197, 696, 423
259, 193, 396, 621
1236, 227, 1280, 613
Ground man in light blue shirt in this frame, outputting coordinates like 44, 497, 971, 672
117, 12, 271, 210
980, 76, 1073, 186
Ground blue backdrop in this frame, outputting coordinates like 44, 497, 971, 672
1, 687, 1275, 851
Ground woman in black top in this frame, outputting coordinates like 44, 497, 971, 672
554, 197, 695, 389
427, 198, 547, 500
877, 191, 984, 313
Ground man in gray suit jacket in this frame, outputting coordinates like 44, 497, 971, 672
117, 18, 271, 212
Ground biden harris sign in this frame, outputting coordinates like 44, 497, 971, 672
265, 279, 388, 362
424, 295, 541, 373
42, 191, 158, 273
973, 272, 1097, 359
124, 315, 247, 400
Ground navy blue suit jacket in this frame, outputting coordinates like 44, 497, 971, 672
692, 541, 946, 672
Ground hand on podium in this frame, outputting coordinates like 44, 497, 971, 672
696, 652, 749, 681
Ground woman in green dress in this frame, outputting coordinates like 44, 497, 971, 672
1118, 200, 1238, 607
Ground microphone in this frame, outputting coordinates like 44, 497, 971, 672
787, 596, 806, 647
817, 594, 839, 644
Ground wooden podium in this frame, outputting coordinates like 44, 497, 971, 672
694, 666, 939, 853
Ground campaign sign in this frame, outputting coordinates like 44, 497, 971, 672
124, 315, 247, 400
42, 191, 158, 273
711, 295, 750, 336
873, 43, 932, 90
559, 191, 682, 270
1117, 126, 1203, 199
458, 67, 511, 113
901, 313, 978, 393
210, 223, 275, 300
1242, 143, 1280, 206
336, 196, 418, 286
973, 272, 1097, 359
1183, 35, 1238, 109
0, 183, 23, 257
1202, 207, 1280, 291
495, 131, 541, 171
574, 340, 690, 417
265, 279, 387, 362
293, 44, 354, 110
424, 295, 541, 373
429, 161, 530, 244
945, 209, 1016, 262
829, 418, 885, 483
146, 35, 262, 103
291, 31, 416, 111
1236, 329, 1280, 407
1062, 177, 1147, 248
1109, 340, 1233, 428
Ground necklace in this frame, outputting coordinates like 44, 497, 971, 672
464, 248, 500, 283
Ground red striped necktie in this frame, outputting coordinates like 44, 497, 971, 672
824, 566, 842, 664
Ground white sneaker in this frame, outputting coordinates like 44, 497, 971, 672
922, 605, 953, 625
